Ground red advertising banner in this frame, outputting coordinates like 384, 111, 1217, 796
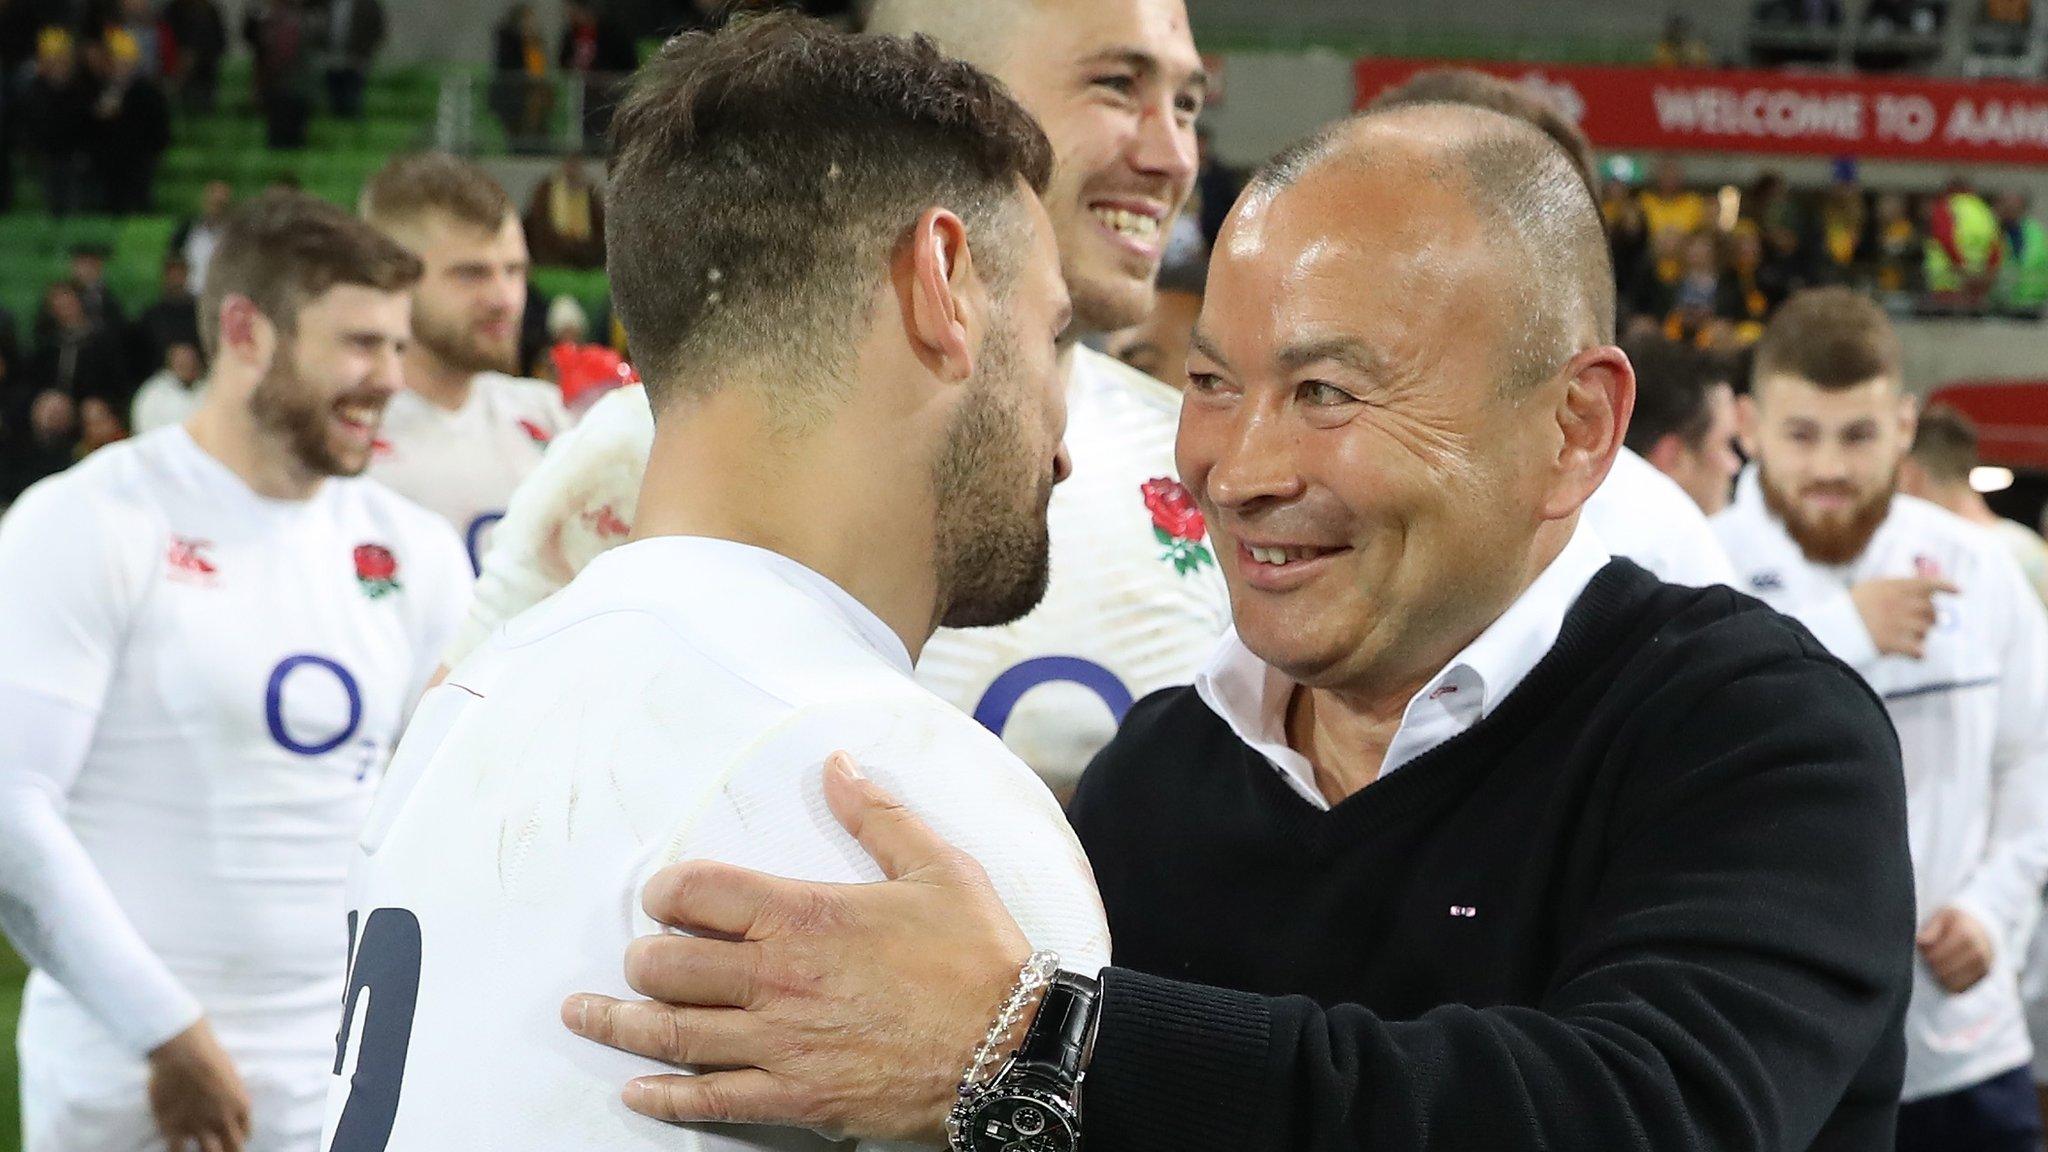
1355, 58, 2048, 166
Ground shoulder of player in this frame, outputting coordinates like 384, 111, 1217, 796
5, 433, 168, 533
1888, 495, 2018, 578
329, 475, 467, 562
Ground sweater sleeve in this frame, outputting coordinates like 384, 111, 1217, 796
1081, 652, 1914, 1152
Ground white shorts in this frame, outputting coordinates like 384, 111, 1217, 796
18, 971, 334, 1152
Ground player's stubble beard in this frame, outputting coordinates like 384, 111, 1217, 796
931, 319, 1056, 630
414, 297, 518, 377
1760, 460, 1898, 566
249, 338, 384, 479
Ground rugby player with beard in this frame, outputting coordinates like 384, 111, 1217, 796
439, 0, 1222, 796
1714, 287, 2048, 1152
0, 191, 471, 1152
361, 153, 572, 574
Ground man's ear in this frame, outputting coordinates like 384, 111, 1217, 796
1646, 432, 1688, 477
1896, 388, 1920, 448
895, 207, 982, 385
215, 294, 276, 374
1539, 344, 1632, 521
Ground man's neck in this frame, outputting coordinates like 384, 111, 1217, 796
401, 347, 476, 412
630, 388, 945, 664
185, 383, 323, 501
1938, 485, 2000, 526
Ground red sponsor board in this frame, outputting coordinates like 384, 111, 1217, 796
1355, 58, 2048, 166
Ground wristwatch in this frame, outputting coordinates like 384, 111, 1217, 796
946, 970, 1100, 1152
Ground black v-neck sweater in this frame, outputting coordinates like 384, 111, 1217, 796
1068, 561, 1915, 1152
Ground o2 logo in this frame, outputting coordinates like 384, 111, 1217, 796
265, 654, 363, 757
972, 657, 1134, 735
464, 512, 505, 576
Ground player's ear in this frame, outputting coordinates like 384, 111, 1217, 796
216, 294, 277, 370
896, 206, 981, 386
1539, 344, 1632, 522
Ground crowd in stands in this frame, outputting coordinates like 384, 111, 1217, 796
1605, 156, 2048, 351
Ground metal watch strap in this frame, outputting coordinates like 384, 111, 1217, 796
1009, 971, 1100, 1095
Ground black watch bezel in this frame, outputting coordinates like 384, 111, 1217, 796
946, 970, 1098, 1152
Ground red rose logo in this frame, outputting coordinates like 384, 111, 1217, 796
353, 543, 401, 599
1140, 477, 1214, 576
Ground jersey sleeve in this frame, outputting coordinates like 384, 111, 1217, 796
0, 471, 145, 709
637, 696, 1111, 977
1947, 544, 2048, 963
443, 387, 649, 667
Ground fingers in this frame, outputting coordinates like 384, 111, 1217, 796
623, 932, 760, 1008
642, 860, 803, 940
1916, 909, 1954, 948
822, 751, 953, 881
622, 1068, 804, 1127
560, 994, 762, 1068
197, 1133, 226, 1152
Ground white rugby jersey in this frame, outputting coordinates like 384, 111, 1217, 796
322, 536, 1110, 1152
1713, 467, 2048, 1100
0, 426, 470, 1034
367, 372, 573, 573
1581, 446, 1736, 587
449, 348, 1234, 791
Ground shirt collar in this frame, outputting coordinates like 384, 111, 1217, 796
1195, 519, 1613, 810
611, 535, 914, 677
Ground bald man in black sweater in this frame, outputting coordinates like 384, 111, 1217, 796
563, 100, 1914, 1152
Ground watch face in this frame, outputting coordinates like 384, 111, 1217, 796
963, 1092, 1078, 1152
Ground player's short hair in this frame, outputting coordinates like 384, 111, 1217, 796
1249, 104, 1613, 394
1909, 403, 1980, 484
1367, 68, 1600, 200
360, 152, 515, 236
1752, 286, 1901, 392
1621, 333, 1730, 454
200, 190, 423, 357
606, 11, 1054, 418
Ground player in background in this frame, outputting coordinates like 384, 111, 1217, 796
445, 0, 1224, 797
359, 153, 573, 574
1367, 66, 1736, 588
321, 19, 1106, 1149
1901, 403, 2048, 606
1712, 288, 2048, 1152
1619, 332, 1743, 516
0, 192, 472, 1152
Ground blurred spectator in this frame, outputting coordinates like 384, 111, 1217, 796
524, 153, 606, 269
544, 295, 635, 413
318, 0, 384, 119
1864, 0, 1946, 35
1817, 175, 1867, 278
66, 243, 125, 337
173, 180, 234, 293
1900, 404, 2048, 604
491, 2, 554, 153
1994, 191, 2048, 316
1108, 245, 1205, 387
129, 341, 207, 434
1655, 14, 1713, 66
75, 393, 125, 452
244, 0, 314, 148
1638, 157, 1710, 245
1619, 333, 1742, 515
163, 0, 227, 111
558, 0, 636, 147
28, 282, 130, 421
1725, 225, 1780, 338
20, 28, 93, 218
133, 254, 201, 373
1973, 0, 2033, 54
108, 0, 164, 79
1868, 190, 1924, 300
1601, 179, 1649, 285
1755, 0, 1844, 26
1663, 230, 1744, 346
2, 351, 81, 504
87, 29, 171, 213
1193, 123, 1243, 249
1926, 177, 2002, 310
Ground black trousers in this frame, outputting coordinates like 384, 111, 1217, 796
1897, 1065, 2043, 1152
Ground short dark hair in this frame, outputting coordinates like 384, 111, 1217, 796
1368, 68, 1600, 200
1753, 286, 1901, 392
361, 152, 515, 235
1910, 403, 1980, 484
1621, 333, 1731, 454
201, 190, 424, 357
605, 11, 1054, 415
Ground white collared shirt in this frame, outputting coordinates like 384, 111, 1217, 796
1195, 521, 1615, 810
